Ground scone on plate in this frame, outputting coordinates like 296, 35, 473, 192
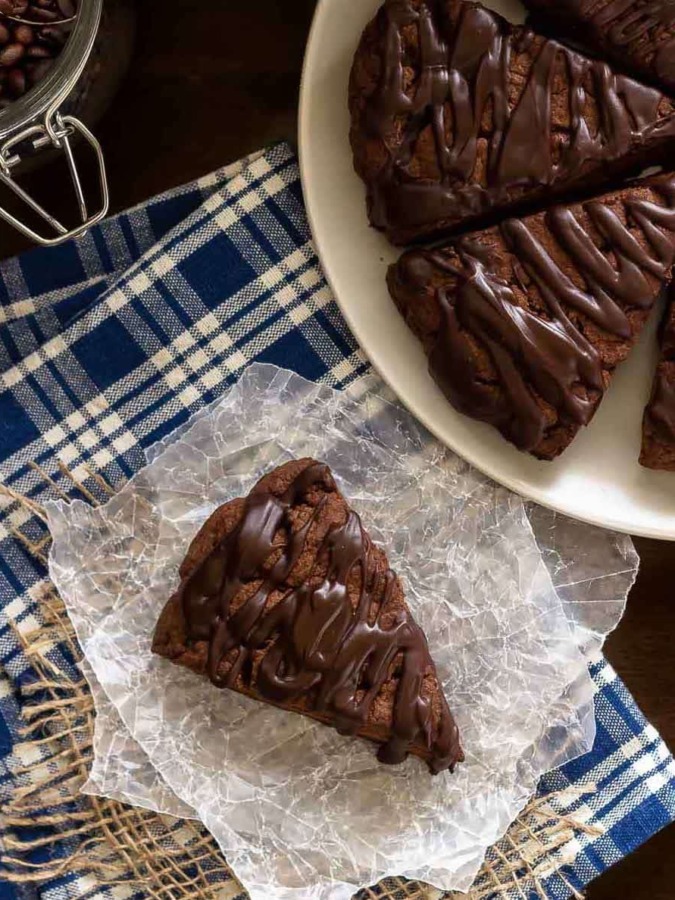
524, 0, 675, 96
388, 174, 675, 459
349, 0, 675, 245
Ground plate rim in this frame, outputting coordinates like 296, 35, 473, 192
297, 0, 675, 541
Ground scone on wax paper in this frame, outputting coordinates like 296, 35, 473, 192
153, 457, 464, 774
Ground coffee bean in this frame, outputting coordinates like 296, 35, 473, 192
25, 7, 59, 22
7, 66, 25, 96
0, 0, 78, 100
0, 42, 24, 65
0, 0, 29, 13
56, 0, 74, 17
26, 42, 51, 57
25, 56, 51, 84
40, 25, 66, 46
14, 25, 34, 45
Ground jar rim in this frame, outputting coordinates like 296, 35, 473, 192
0, 0, 102, 141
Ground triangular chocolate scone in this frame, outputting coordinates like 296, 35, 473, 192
152, 458, 463, 774
388, 174, 675, 459
349, 0, 675, 245
524, 0, 675, 96
641, 286, 675, 470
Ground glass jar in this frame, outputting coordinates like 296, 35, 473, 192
0, 0, 135, 246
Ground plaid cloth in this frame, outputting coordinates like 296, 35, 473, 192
0, 142, 674, 900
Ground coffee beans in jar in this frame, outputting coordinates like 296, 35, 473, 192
0, 0, 78, 106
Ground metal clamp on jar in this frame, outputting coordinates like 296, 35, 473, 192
0, 0, 133, 246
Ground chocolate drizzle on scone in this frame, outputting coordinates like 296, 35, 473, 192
389, 175, 675, 458
349, 0, 675, 243
524, 0, 675, 94
153, 459, 463, 774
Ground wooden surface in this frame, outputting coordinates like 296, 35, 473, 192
1, 1, 674, 897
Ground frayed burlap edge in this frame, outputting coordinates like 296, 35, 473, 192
0, 469, 602, 900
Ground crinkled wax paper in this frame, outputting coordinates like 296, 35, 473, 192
46, 364, 637, 900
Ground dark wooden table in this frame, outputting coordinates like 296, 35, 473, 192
1, 1, 673, 896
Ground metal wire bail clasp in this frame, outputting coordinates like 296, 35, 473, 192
0, 103, 109, 247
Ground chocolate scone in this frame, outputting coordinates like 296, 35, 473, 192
349, 0, 675, 245
524, 0, 675, 95
641, 287, 675, 469
152, 458, 463, 774
388, 174, 675, 459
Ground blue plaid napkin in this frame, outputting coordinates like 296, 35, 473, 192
0, 142, 674, 900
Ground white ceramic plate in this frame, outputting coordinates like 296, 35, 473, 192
298, 0, 675, 540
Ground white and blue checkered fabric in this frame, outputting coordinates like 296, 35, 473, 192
0, 142, 673, 900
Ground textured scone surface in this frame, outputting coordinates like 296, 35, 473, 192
642, 291, 675, 470
349, 0, 675, 244
388, 175, 675, 459
153, 458, 463, 773
524, 0, 675, 94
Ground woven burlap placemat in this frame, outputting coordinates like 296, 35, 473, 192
0, 466, 600, 900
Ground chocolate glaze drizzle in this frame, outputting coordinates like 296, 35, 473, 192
362, 0, 675, 239
178, 461, 462, 774
565, 0, 675, 81
395, 177, 675, 454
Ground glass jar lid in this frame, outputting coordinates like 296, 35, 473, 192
0, 0, 108, 246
